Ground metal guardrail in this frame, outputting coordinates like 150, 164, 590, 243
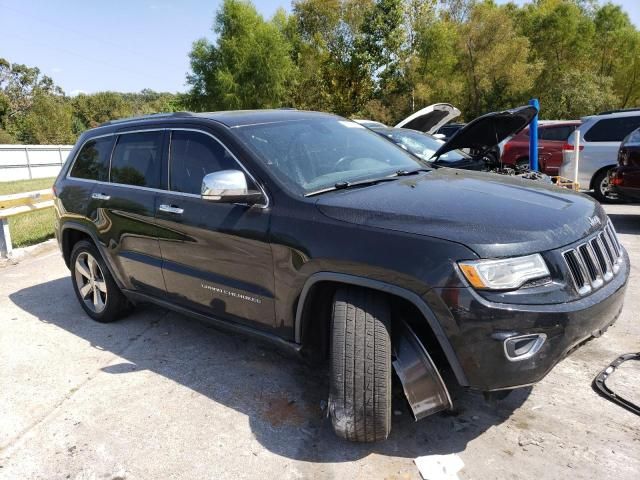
0, 189, 54, 257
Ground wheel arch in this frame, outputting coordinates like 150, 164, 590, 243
590, 164, 617, 190
294, 272, 469, 386
60, 222, 125, 289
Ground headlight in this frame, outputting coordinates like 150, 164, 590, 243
458, 254, 550, 290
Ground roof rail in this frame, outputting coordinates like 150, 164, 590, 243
99, 111, 195, 126
597, 107, 640, 115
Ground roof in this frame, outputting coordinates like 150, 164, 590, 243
98, 109, 337, 129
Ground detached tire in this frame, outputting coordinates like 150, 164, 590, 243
329, 287, 392, 442
70, 240, 130, 323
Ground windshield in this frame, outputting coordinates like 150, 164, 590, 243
382, 129, 470, 163
234, 117, 426, 194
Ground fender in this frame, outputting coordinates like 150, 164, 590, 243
60, 221, 126, 290
294, 272, 469, 386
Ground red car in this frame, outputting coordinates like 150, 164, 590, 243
501, 121, 580, 175
610, 127, 640, 201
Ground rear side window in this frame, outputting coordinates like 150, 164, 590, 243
584, 116, 640, 142
69, 136, 114, 181
110, 131, 164, 188
169, 130, 240, 195
539, 125, 577, 141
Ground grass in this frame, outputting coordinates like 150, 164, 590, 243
0, 177, 55, 195
0, 177, 56, 248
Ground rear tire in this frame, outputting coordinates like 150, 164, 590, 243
70, 240, 131, 323
329, 287, 392, 442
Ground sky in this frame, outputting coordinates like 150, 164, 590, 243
1, 0, 639, 95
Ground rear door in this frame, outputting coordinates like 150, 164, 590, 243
155, 127, 275, 331
538, 124, 578, 174
89, 129, 167, 295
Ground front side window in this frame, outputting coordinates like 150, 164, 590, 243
169, 131, 239, 195
234, 117, 426, 194
584, 116, 640, 142
110, 131, 164, 188
69, 136, 114, 181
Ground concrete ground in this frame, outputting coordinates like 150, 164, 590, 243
1, 204, 639, 480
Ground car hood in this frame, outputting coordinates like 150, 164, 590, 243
434, 105, 537, 158
315, 169, 607, 258
395, 103, 461, 134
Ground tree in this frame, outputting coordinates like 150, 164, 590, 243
457, 2, 539, 118
21, 92, 75, 144
185, 0, 296, 110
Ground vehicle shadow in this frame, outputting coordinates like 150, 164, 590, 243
10, 277, 530, 462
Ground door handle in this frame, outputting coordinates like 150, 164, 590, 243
91, 192, 111, 201
159, 204, 184, 215
537, 146, 544, 150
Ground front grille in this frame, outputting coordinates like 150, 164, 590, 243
562, 221, 623, 295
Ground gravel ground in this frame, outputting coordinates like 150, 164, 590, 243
0, 204, 638, 480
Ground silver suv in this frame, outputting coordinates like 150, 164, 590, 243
559, 108, 640, 202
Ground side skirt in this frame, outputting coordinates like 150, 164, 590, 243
123, 289, 302, 355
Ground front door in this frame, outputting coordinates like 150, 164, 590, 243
155, 128, 275, 331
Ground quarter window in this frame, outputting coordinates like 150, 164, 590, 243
169, 131, 240, 195
110, 131, 164, 188
584, 116, 640, 142
539, 125, 576, 141
69, 136, 114, 181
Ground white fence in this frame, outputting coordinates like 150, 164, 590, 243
0, 144, 73, 182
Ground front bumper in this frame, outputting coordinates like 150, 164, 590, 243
434, 248, 629, 391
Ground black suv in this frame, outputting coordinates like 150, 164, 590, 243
53, 109, 629, 443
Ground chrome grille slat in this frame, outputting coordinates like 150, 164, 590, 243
563, 222, 623, 296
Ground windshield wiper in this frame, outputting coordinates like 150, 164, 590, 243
305, 169, 431, 197
305, 175, 399, 197
395, 168, 430, 176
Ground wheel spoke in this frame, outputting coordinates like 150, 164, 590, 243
93, 286, 105, 310
79, 283, 92, 298
75, 257, 91, 280
88, 255, 98, 280
94, 279, 107, 293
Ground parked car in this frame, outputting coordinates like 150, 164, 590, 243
610, 127, 640, 202
501, 121, 580, 174
559, 108, 640, 202
352, 119, 387, 128
54, 109, 628, 443
355, 103, 461, 136
433, 122, 466, 141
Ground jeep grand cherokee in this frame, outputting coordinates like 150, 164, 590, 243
53, 108, 629, 442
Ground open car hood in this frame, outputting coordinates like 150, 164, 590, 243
395, 103, 461, 134
433, 105, 537, 158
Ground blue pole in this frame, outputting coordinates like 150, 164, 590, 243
529, 98, 539, 171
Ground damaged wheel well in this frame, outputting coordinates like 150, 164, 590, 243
296, 275, 465, 386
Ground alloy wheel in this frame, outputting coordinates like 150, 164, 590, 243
74, 252, 108, 313
599, 173, 618, 201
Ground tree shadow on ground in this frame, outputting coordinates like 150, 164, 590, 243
10, 277, 529, 462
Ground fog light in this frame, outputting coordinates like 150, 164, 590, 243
504, 333, 546, 361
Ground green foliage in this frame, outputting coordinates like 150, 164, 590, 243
185, 0, 295, 110
3, 0, 640, 145
0, 58, 182, 144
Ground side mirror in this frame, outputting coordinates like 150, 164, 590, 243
201, 170, 264, 205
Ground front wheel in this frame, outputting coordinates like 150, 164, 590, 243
329, 287, 392, 442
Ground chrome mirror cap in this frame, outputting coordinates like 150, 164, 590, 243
201, 170, 263, 204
